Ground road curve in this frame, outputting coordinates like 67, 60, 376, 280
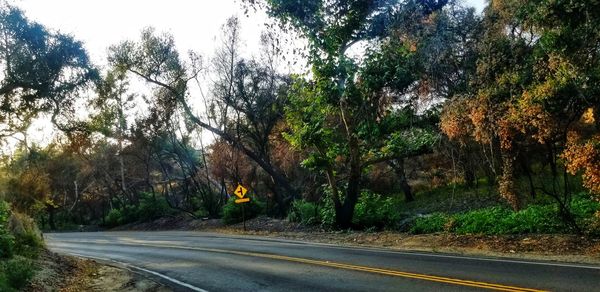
45, 231, 599, 292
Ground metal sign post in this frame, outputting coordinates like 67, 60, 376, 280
234, 184, 250, 231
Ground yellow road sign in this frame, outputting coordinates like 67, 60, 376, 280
235, 197, 250, 204
234, 184, 248, 199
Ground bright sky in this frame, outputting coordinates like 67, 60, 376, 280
15, 0, 486, 67
9, 0, 487, 148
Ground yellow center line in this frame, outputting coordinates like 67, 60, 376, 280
58, 240, 548, 292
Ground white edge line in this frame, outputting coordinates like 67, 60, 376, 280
67, 252, 209, 292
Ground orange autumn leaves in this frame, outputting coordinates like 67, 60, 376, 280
563, 110, 600, 195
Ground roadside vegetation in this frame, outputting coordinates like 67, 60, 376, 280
0, 200, 44, 291
0, 3, 599, 290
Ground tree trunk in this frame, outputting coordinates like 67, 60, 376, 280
499, 150, 521, 211
388, 159, 414, 202
334, 138, 361, 229
47, 205, 57, 231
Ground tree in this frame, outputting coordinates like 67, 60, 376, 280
0, 4, 97, 136
108, 21, 298, 216
440, 0, 600, 231
252, 0, 447, 227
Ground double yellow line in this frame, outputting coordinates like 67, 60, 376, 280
65, 240, 548, 292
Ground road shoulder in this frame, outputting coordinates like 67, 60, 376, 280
25, 250, 171, 292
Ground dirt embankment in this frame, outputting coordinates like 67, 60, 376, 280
26, 250, 171, 292
114, 215, 600, 265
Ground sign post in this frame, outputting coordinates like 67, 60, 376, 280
234, 184, 249, 231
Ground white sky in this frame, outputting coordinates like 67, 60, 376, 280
8, 0, 486, 148
15, 0, 486, 67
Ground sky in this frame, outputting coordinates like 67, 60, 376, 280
15, 0, 487, 66
9, 0, 487, 148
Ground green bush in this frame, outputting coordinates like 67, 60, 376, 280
453, 207, 512, 234
222, 197, 264, 225
410, 213, 448, 234
0, 234, 14, 259
506, 205, 562, 234
136, 193, 172, 222
103, 194, 174, 227
319, 194, 336, 227
1, 256, 36, 290
288, 200, 320, 225
0, 201, 14, 259
352, 191, 402, 229
410, 198, 599, 235
13, 230, 43, 258
104, 208, 123, 227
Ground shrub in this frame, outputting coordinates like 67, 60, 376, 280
136, 193, 172, 222
13, 230, 43, 258
453, 207, 512, 234
1, 256, 36, 290
7, 212, 43, 258
0, 233, 14, 259
319, 194, 336, 227
222, 197, 264, 225
103, 194, 174, 227
506, 205, 562, 234
104, 208, 123, 227
410, 213, 448, 234
288, 200, 319, 225
352, 191, 402, 229
0, 200, 14, 259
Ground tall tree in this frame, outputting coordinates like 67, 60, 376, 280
251, 0, 447, 227
0, 4, 97, 136
440, 0, 600, 230
108, 23, 298, 216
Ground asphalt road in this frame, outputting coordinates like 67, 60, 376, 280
46, 231, 600, 292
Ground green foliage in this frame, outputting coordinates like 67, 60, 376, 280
352, 191, 403, 229
222, 197, 265, 225
103, 193, 174, 227
452, 207, 513, 234
137, 193, 173, 222
410, 213, 449, 234
13, 230, 43, 258
319, 194, 336, 228
104, 208, 123, 227
410, 195, 600, 235
0, 234, 14, 259
0, 201, 14, 259
288, 200, 319, 225
0, 256, 36, 290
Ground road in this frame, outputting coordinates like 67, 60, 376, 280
46, 231, 599, 292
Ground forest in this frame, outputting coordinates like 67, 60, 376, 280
1, 0, 599, 251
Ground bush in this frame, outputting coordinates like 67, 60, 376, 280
506, 205, 562, 234
319, 194, 336, 227
7, 212, 43, 258
288, 200, 319, 225
453, 207, 512, 234
352, 191, 403, 229
222, 197, 264, 225
103, 194, 174, 227
0, 200, 14, 259
0, 234, 14, 259
410, 213, 448, 234
137, 193, 172, 222
1, 256, 36, 290
104, 208, 123, 227
13, 230, 43, 258
410, 200, 596, 235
